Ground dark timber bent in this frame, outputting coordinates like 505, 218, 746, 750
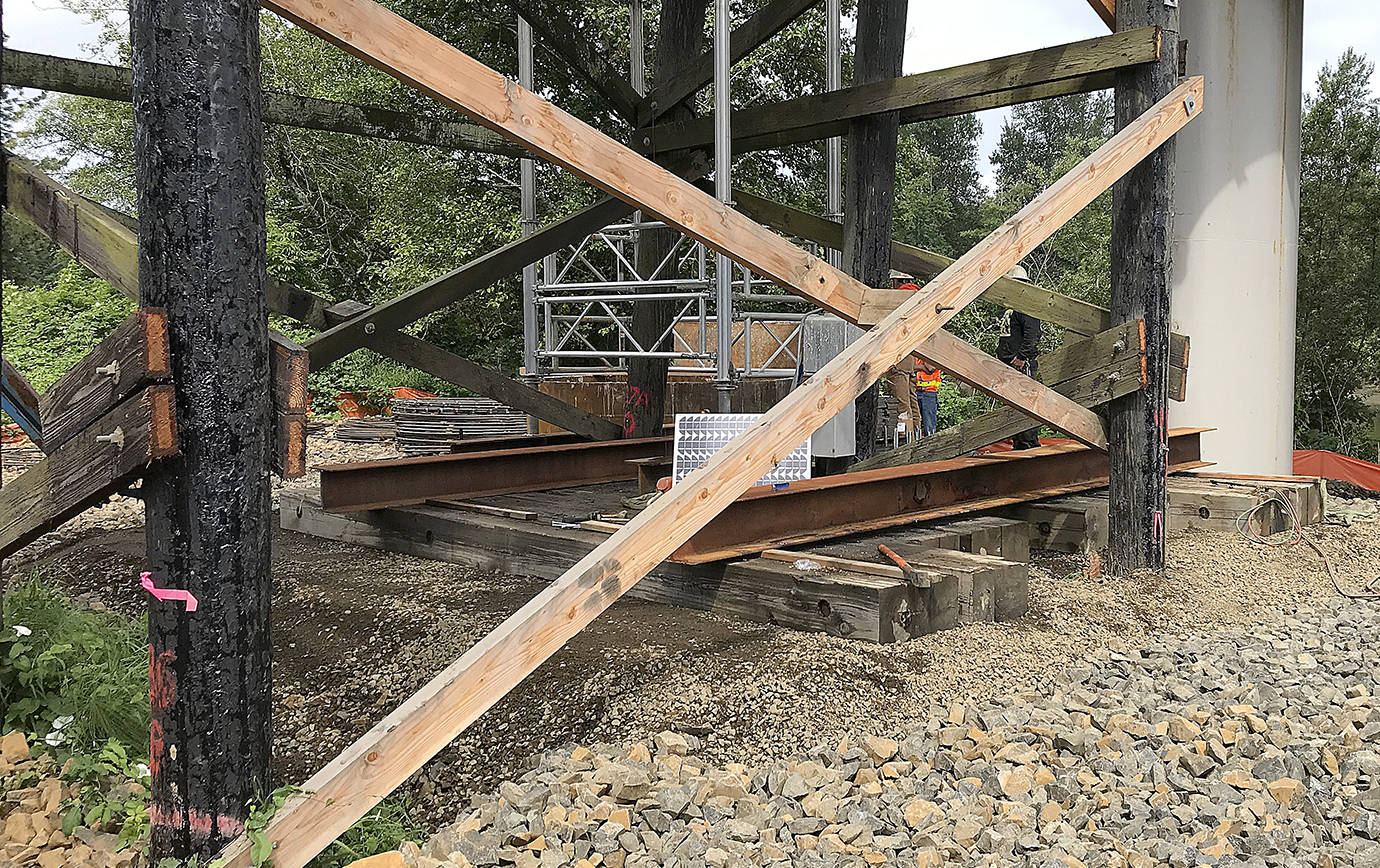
217, 0, 1203, 851
1108, 0, 1180, 573
132, 0, 274, 858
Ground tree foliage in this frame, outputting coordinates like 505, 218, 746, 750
1296, 49, 1380, 457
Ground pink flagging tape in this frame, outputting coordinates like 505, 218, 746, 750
141, 571, 199, 612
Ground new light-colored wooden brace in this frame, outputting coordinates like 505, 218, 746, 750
217, 1, 1202, 847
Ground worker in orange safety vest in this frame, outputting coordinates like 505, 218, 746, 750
914, 359, 942, 436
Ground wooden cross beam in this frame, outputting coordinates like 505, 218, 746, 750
640, 27, 1161, 154
728, 188, 1112, 336
217, 4, 1203, 855
4, 155, 620, 443
500, 0, 644, 121
1088, 0, 1117, 30
2, 50, 522, 158
1, 357, 44, 448
632, 0, 821, 125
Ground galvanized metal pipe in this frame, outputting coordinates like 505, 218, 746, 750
824, 0, 842, 269
713, 0, 734, 411
518, 14, 539, 409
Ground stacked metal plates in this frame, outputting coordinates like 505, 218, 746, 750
332, 418, 397, 443
393, 397, 528, 453
672, 413, 811, 488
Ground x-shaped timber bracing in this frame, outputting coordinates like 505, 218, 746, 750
209, 0, 1204, 861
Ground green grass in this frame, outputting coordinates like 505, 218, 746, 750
307, 798, 429, 868
1, 575, 150, 753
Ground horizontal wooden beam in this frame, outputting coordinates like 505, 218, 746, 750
215, 1, 1203, 849
1, 385, 178, 558
640, 27, 1160, 153
365, 330, 623, 440
500, 0, 643, 121
730, 188, 1111, 336
2, 49, 522, 157
37, 308, 171, 452
633, 0, 820, 126
2, 356, 44, 447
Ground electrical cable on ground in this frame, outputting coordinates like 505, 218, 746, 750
1235, 486, 1380, 600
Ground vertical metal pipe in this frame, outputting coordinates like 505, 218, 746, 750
518, 15, 539, 431
825, 0, 842, 269
713, 0, 734, 411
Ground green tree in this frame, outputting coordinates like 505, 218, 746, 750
1295, 49, 1380, 457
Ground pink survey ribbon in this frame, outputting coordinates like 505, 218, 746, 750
141, 571, 199, 612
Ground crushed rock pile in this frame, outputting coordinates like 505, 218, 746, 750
392, 596, 1380, 868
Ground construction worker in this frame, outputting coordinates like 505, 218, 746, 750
915, 358, 942, 436
885, 270, 922, 439
996, 264, 1043, 449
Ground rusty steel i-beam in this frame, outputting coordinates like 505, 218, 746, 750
670, 428, 1210, 562
319, 436, 673, 511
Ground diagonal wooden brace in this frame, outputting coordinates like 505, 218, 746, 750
219, 1, 1203, 859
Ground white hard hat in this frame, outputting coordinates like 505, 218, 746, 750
1006, 264, 1030, 282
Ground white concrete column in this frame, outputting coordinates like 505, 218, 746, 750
1170, 0, 1304, 474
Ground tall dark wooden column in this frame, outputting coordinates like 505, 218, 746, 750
842, 0, 907, 461
131, 0, 273, 859
623, 0, 709, 438
1108, 0, 1179, 573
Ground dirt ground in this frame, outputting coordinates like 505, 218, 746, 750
10, 490, 1380, 828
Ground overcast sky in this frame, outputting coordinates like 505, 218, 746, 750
5, 0, 1378, 182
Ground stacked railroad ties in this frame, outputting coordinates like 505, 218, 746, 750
214, 0, 1202, 861
0, 0, 1203, 864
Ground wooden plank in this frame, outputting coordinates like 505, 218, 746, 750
500, 0, 643, 121
37, 308, 171, 452
857, 321, 1145, 470
215, 21, 1204, 857
428, 500, 538, 521
0, 386, 178, 557
917, 328, 1107, 450
1088, 0, 1116, 30
759, 548, 909, 581
729, 189, 1111, 336
365, 330, 622, 441
640, 28, 1161, 153
633, 0, 821, 125
2, 49, 523, 157
2, 356, 44, 447
6, 153, 308, 417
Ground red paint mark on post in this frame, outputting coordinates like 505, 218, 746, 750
141, 571, 199, 611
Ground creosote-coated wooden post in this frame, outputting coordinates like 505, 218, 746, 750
131, 0, 274, 859
1108, 0, 1179, 572
842, 0, 907, 462
624, 0, 709, 438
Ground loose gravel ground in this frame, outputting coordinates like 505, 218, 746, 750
6, 434, 1380, 866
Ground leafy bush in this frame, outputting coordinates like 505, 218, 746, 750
60, 738, 151, 849
1, 577, 149, 752
2, 266, 134, 392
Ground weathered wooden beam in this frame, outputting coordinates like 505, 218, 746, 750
916, 329, 1108, 450
364, 330, 623, 441
499, 0, 643, 121
640, 27, 1161, 153
1108, 0, 1180, 574
0, 386, 177, 558
1088, 0, 1117, 30
1, 357, 45, 447
215, 5, 1202, 849
729, 189, 1111, 336
3, 49, 522, 157
4, 153, 306, 394
37, 308, 171, 453
632, 0, 820, 126
271, 339, 311, 479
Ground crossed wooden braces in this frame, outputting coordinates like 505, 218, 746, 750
181, 0, 1198, 862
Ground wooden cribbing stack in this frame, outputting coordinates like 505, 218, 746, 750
213, 0, 1205, 856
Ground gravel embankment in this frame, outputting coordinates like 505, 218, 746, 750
405, 595, 1380, 868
